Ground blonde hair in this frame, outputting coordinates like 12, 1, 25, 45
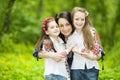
71, 7, 101, 50
71, 7, 89, 18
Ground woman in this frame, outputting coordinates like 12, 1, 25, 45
55, 12, 75, 68
55, 12, 74, 43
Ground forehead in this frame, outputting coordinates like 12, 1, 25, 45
48, 20, 57, 27
74, 11, 85, 18
58, 18, 69, 24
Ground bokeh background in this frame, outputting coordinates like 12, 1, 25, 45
0, 0, 120, 80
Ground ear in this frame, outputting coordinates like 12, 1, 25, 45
45, 31, 49, 35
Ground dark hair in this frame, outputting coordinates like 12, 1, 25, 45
55, 12, 74, 43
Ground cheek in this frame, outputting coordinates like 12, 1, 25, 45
67, 27, 72, 32
82, 21, 85, 25
73, 21, 77, 25
59, 27, 64, 32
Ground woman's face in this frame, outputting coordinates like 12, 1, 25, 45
58, 18, 72, 38
73, 11, 85, 30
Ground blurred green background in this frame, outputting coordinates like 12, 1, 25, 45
0, 0, 120, 80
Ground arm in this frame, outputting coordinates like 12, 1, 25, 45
33, 49, 62, 62
81, 51, 102, 60
38, 51, 62, 62
60, 44, 75, 57
72, 47, 101, 60
34, 45, 74, 61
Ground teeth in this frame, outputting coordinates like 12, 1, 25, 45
77, 24, 82, 26
77, 24, 81, 26
64, 32, 69, 33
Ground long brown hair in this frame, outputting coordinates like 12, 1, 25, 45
71, 7, 101, 50
35, 18, 56, 52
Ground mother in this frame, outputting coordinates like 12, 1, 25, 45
55, 12, 75, 67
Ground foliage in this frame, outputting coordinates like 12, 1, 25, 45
0, 43, 44, 80
99, 67, 120, 80
0, 0, 120, 80
0, 41, 120, 79
0, 0, 9, 30
1, 0, 120, 46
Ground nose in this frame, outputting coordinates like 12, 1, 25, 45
63, 26, 68, 30
55, 27, 59, 31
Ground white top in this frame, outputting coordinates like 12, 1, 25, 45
43, 36, 70, 80
67, 30, 99, 70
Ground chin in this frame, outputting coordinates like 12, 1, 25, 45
64, 34, 70, 37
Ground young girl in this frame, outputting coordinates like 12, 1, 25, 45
67, 7, 104, 80
34, 17, 74, 80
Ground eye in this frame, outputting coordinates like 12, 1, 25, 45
56, 25, 59, 28
81, 18, 85, 21
59, 25, 63, 27
66, 23, 70, 26
50, 26, 54, 29
75, 18, 79, 21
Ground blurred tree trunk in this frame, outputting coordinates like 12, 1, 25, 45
37, 0, 43, 19
97, 0, 108, 47
111, 1, 120, 45
80, 0, 86, 7
1, 0, 15, 34
99, 0, 107, 22
72, 0, 76, 7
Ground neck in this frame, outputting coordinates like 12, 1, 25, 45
50, 36, 58, 40
64, 36, 69, 42
76, 29, 82, 34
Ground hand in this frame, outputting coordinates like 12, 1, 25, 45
80, 52, 89, 57
51, 53, 62, 62
59, 51, 67, 58
72, 46, 81, 54
81, 51, 101, 60
67, 44, 77, 53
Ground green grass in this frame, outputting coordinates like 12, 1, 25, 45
0, 44, 44, 80
0, 44, 120, 80
0, 53, 44, 80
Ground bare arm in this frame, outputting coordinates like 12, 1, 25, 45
80, 51, 102, 60
38, 51, 62, 62
72, 47, 101, 60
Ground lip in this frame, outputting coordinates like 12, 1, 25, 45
54, 30, 60, 33
63, 32, 70, 36
63, 30, 70, 33
76, 23, 82, 26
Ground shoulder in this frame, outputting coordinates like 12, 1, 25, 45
90, 27, 97, 36
90, 27, 96, 32
68, 31, 76, 39
58, 37, 64, 44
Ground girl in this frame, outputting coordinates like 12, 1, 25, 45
34, 17, 74, 80
67, 7, 104, 80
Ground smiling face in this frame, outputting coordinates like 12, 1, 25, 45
58, 18, 72, 38
45, 20, 60, 38
73, 11, 85, 30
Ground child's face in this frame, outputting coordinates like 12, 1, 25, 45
73, 11, 85, 30
46, 20, 60, 38
58, 18, 72, 38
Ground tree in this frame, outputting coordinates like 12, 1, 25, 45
1, 0, 15, 34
